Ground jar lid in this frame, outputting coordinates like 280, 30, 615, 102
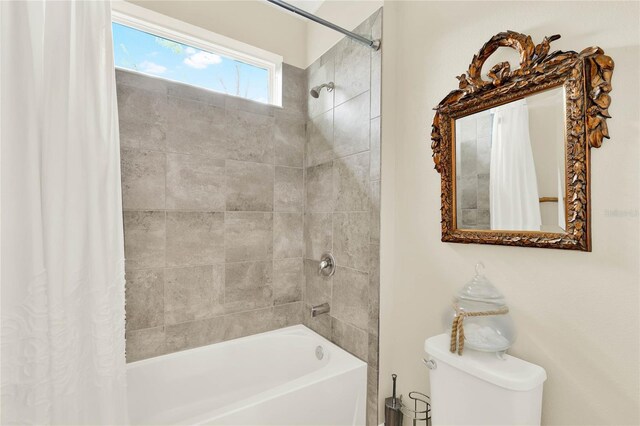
456, 262, 505, 304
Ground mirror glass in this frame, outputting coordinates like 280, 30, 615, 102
455, 86, 566, 232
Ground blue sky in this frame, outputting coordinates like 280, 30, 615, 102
112, 23, 269, 103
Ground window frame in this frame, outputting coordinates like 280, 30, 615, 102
111, 1, 283, 106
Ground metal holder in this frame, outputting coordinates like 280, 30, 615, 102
400, 391, 431, 426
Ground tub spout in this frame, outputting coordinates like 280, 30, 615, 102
311, 303, 330, 317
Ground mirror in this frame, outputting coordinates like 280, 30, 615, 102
431, 31, 614, 251
455, 87, 566, 233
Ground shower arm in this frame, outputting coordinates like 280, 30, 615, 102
266, 0, 381, 51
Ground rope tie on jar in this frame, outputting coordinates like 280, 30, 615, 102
450, 303, 509, 355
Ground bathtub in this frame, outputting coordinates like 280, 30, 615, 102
127, 325, 367, 425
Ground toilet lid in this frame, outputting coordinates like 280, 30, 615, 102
424, 334, 547, 391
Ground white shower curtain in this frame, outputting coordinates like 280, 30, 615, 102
489, 99, 542, 231
1, 1, 128, 424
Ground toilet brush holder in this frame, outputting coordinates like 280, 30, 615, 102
384, 396, 403, 426
385, 374, 403, 426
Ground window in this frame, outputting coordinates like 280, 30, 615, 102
111, 2, 282, 106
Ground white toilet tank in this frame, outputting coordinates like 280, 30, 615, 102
424, 334, 547, 426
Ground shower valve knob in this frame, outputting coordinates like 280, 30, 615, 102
318, 252, 336, 277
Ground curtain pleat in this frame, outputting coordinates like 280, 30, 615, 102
1, 1, 128, 424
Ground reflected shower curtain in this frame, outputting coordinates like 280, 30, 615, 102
1, 1, 128, 424
489, 99, 542, 231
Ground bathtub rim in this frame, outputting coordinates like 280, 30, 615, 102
126, 324, 368, 424
125, 324, 366, 370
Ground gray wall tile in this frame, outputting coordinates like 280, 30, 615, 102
123, 211, 165, 269
273, 302, 303, 329
225, 160, 274, 211
370, 52, 381, 120
165, 316, 225, 352
333, 212, 370, 272
366, 366, 379, 426
273, 258, 303, 305
121, 150, 166, 210
166, 81, 225, 107
117, 84, 167, 151
305, 162, 334, 212
224, 261, 273, 313
370, 180, 381, 245
459, 175, 478, 210
306, 110, 334, 167
334, 92, 370, 158
116, 69, 167, 93
225, 109, 275, 163
370, 117, 381, 180
461, 209, 477, 227
478, 173, 490, 210
334, 38, 371, 106
304, 259, 332, 306
331, 317, 368, 361
166, 154, 225, 210
332, 267, 369, 330
166, 96, 226, 159
478, 209, 491, 226
125, 268, 164, 331
275, 116, 305, 167
225, 212, 273, 262
368, 333, 379, 368
225, 96, 275, 117
281, 64, 306, 119
334, 152, 370, 212
460, 138, 478, 177
304, 213, 332, 260
369, 244, 380, 337
477, 137, 492, 174
224, 307, 275, 341
274, 213, 303, 259
275, 167, 303, 212
166, 212, 224, 266
164, 265, 224, 325
125, 327, 166, 362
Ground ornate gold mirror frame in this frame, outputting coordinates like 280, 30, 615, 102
431, 31, 614, 251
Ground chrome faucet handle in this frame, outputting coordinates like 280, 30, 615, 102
318, 252, 336, 277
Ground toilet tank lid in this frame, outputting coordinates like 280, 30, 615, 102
424, 334, 547, 391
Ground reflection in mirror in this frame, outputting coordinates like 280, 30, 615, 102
455, 86, 566, 232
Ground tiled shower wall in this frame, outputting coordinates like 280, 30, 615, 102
302, 9, 382, 426
117, 8, 382, 422
456, 113, 492, 228
117, 64, 307, 362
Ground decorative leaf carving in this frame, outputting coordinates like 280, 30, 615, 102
430, 31, 614, 252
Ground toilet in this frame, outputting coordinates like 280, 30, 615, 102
424, 334, 547, 425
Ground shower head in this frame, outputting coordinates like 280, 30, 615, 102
310, 82, 335, 98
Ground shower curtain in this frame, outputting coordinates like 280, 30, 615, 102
1, 1, 128, 424
489, 99, 542, 231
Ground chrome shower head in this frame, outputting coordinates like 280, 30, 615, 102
310, 82, 334, 98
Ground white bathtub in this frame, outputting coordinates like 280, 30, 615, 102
127, 325, 367, 425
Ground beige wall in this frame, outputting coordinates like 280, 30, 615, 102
379, 1, 640, 425
126, 0, 308, 68
305, 0, 383, 66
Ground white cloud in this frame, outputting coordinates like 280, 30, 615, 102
139, 61, 167, 75
185, 47, 196, 54
183, 50, 222, 69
